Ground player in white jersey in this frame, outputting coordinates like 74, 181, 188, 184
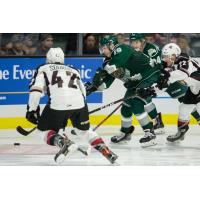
158, 43, 200, 142
26, 47, 118, 164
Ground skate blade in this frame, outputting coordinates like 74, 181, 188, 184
110, 140, 131, 145
166, 138, 182, 144
141, 140, 157, 148
86, 146, 92, 155
112, 161, 121, 166
55, 144, 78, 164
166, 140, 181, 145
68, 143, 79, 153
55, 154, 66, 164
154, 128, 165, 135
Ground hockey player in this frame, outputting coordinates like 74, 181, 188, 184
157, 43, 200, 142
129, 33, 164, 134
87, 35, 160, 147
26, 47, 118, 164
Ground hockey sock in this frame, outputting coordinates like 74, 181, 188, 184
145, 102, 158, 121
85, 129, 110, 155
120, 126, 134, 134
46, 130, 64, 147
142, 122, 153, 131
191, 110, 200, 123
121, 103, 133, 125
46, 130, 57, 146
178, 120, 189, 133
88, 132, 105, 150
136, 112, 153, 131
121, 116, 133, 133
120, 103, 134, 133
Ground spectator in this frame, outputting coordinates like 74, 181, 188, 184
83, 33, 99, 55
0, 38, 13, 55
170, 36, 178, 44
145, 33, 156, 44
7, 34, 26, 56
116, 33, 125, 44
123, 37, 130, 45
145, 33, 167, 48
36, 34, 54, 55
191, 40, 200, 57
22, 34, 38, 55
177, 35, 196, 57
65, 33, 77, 55
155, 33, 167, 48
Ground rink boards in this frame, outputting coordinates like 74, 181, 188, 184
0, 57, 199, 129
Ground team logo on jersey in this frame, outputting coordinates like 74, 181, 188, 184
148, 49, 157, 57
130, 73, 142, 81
114, 47, 122, 55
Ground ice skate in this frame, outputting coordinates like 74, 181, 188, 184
101, 146, 118, 164
154, 113, 165, 135
167, 126, 189, 142
54, 138, 78, 163
110, 126, 134, 144
140, 129, 157, 147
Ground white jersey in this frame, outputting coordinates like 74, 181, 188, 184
29, 63, 86, 110
168, 60, 200, 95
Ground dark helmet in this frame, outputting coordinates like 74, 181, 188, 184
99, 35, 118, 47
129, 33, 145, 41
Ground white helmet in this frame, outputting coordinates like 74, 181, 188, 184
162, 43, 181, 58
46, 47, 64, 64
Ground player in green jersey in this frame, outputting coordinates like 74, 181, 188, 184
128, 33, 165, 134
87, 35, 160, 147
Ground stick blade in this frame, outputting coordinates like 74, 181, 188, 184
16, 126, 29, 136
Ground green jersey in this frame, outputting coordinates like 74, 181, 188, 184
104, 44, 160, 88
143, 42, 162, 69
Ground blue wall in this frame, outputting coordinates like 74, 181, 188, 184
0, 57, 104, 105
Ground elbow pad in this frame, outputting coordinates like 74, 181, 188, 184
28, 91, 42, 111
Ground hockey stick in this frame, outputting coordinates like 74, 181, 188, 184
16, 126, 37, 136
62, 133, 88, 156
17, 94, 136, 136
16, 125, 88, 156
71, 102, 123, 135
93, 103, 123, 131
16, 96, 132, 136
71, 102, 123, 154
89, 95, 133, 114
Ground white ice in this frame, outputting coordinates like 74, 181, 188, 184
0, 125, 199, 166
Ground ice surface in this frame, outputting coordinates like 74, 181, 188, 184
0, 125, 199, 166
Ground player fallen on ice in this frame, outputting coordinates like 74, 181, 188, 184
25, 47, 118, 164
129, 33, 165, 134
86, 35, 160, 147
157, 43, 200, 142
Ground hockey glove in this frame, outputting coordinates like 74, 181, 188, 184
92, 68, 108, 88
137, 87, 157, 99
156, 69, 170, 90
156, 76, 169, 90
26, 105, 40, 125
85, 82, 97, 96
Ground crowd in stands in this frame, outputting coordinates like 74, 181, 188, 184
0, 33, 200, 56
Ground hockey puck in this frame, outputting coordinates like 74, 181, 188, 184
14, 143, 20, 146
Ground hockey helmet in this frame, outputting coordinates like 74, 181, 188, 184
162, 43, 181, 58
129, 33, 145, 41
99, 35, 118, 47
46, 47, 64, 64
